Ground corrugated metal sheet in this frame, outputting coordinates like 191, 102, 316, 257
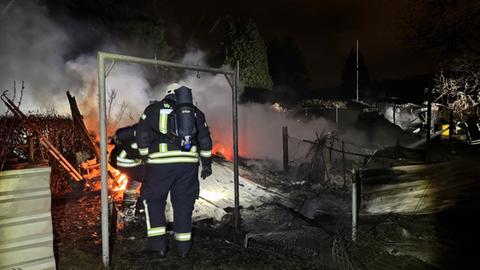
0, 167, 56, 270
359, 158, 480, 215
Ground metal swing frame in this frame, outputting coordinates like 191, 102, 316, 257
97, 51, 240, 266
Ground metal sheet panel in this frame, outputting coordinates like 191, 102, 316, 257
0, 167, 56, 270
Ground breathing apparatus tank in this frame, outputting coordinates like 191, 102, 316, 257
174, 86, 197, 151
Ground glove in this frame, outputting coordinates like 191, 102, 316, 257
200, 157, 212, 179
110, 135, 120, 145
201, 165, 212, 179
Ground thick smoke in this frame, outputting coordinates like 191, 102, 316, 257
65, 55, 151, 132
0, 2, 334, 162
0, 1, 151, 132
177, 50, 334, 161
0, 1, 73, 110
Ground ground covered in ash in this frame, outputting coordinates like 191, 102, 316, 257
52, 191, 339, 270
51, 155, 478, 269
51, 182, 478, 270
52, 193, 104, 269
112, 215, 331, 270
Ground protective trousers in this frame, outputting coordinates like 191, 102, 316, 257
142, 163, 199, 253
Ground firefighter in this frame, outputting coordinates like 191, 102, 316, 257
136, 83, 213, 258
110, 125, 144, 206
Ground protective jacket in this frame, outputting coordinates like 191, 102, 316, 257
136, 94, 212, 255
136, 97, 213, 165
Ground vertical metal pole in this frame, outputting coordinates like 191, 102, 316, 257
393, 103, 396, 125
342, 141, 346, 187
233, 61, 240, 232
356, 40, 359, 102
426, 89, 432, 143
352, 169, 358, 241
335, 106, 339, 124
282, 126, 289, 172
97, 52, 109, 267
449, 109, 454, 142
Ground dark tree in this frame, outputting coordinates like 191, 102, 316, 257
268, 38, 309, 89
113, 19, 173, 60
400, 0, 480, 56
267, 38, 309, 105
340, 49, 370, 99
400, 0, 480, 118
222, 18, 273, 90
101, 1, 173, 60
48, 0, 173, 60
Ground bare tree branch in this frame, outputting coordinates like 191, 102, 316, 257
432, 54, 480, 118
106, 88, 117, 124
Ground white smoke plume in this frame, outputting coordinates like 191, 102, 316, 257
0, 1, 334, 162
0, 1, 73, 111
65, 55, 151, 133
0, 1, 151, 132
177, 50, 335, 161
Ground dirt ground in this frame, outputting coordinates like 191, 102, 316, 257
52, 192, 337, 270
112, 216, 332, 270
51, 164, 479, 270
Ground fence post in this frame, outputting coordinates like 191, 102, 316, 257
352, 169, 359, 241
282, 126, 289, 172
393, 103, 396, 125
342, 141, 346, 187
449, 109, 454, 142
426, 88, 432, 143
335, 106, 339, 124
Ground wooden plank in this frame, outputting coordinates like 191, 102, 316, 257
67, 91, 119, 181
1, 93, 83, 181
67, 91, 100, 160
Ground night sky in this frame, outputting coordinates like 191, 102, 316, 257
40, 0, 439, 88
160, 0, 438, 87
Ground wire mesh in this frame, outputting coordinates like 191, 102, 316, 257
287, 133, 375, 187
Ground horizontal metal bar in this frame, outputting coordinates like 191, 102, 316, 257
99, 52, 235, 75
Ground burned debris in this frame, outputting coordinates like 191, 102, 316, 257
2, 1, 480, 269
2, 83, 479, 269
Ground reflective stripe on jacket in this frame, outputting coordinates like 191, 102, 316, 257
116, 146, 142, 168
146, 146, 199, 164
136, 98, 213, 164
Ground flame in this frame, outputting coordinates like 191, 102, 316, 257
114, 174, 129, 192
212, 143, 233, 160
110, 168, 129, 192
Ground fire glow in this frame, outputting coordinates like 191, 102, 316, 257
110, 169, 128, 193
212, 144, 232, 160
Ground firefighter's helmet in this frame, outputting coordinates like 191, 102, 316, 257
164, 83, 183, 97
